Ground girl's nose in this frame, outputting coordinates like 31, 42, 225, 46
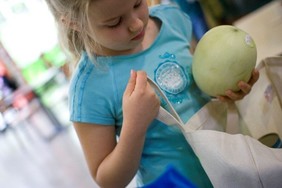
128, 18, 143, 33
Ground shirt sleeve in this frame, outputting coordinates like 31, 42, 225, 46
68, 56, 116, 125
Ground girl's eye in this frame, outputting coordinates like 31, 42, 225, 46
134, 0, 142, 8
108, 18, 122, 28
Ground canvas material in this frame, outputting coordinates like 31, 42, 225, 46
183, 130, 282, 188
236, 56, 282, 143
149, 56, 282, 188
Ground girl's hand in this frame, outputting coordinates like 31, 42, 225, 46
122, 70, 160, 133
217, 69, 260, 102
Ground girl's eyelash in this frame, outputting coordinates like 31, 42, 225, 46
107, 0, 141, 28
108, 18, 122, 28
134, 0, 142, 8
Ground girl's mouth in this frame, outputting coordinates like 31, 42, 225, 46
131, 29, 145, 41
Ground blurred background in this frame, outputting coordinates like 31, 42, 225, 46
0, 0, 280, 187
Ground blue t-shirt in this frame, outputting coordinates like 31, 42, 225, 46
69, 4, 212, 188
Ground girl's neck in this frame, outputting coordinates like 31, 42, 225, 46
142, 17, 161, 51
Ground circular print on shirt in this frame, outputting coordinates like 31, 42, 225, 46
155, 61, 188, 95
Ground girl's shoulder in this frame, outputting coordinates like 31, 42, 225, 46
149, 4, 192, 40
68, 54, 118, 124
149, 3, 180, 12
69, 54, 113, 95
149, 4, 191, 22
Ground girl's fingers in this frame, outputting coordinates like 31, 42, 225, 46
217, 90, 244, 102
248, 69, 260, 86
124, 70, 137, 97
217, 69, 259, 102
238, 81, 252, 94
135, 71, 148, 92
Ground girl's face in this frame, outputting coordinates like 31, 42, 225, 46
88, 0, 149, 56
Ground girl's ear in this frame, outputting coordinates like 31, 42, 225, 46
60, 16, 81, 31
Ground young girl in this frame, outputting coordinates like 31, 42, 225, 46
45, 0, 259, 187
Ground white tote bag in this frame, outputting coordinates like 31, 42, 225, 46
236, 56, 282, 146
148, 56, 282, 188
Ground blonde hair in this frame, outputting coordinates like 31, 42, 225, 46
45, 0, 97, 70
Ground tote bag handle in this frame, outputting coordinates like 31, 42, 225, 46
147, 77, 239, 134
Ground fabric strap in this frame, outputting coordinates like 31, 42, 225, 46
148, 77, 239, 134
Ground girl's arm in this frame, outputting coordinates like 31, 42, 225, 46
73, 71, 160, 188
